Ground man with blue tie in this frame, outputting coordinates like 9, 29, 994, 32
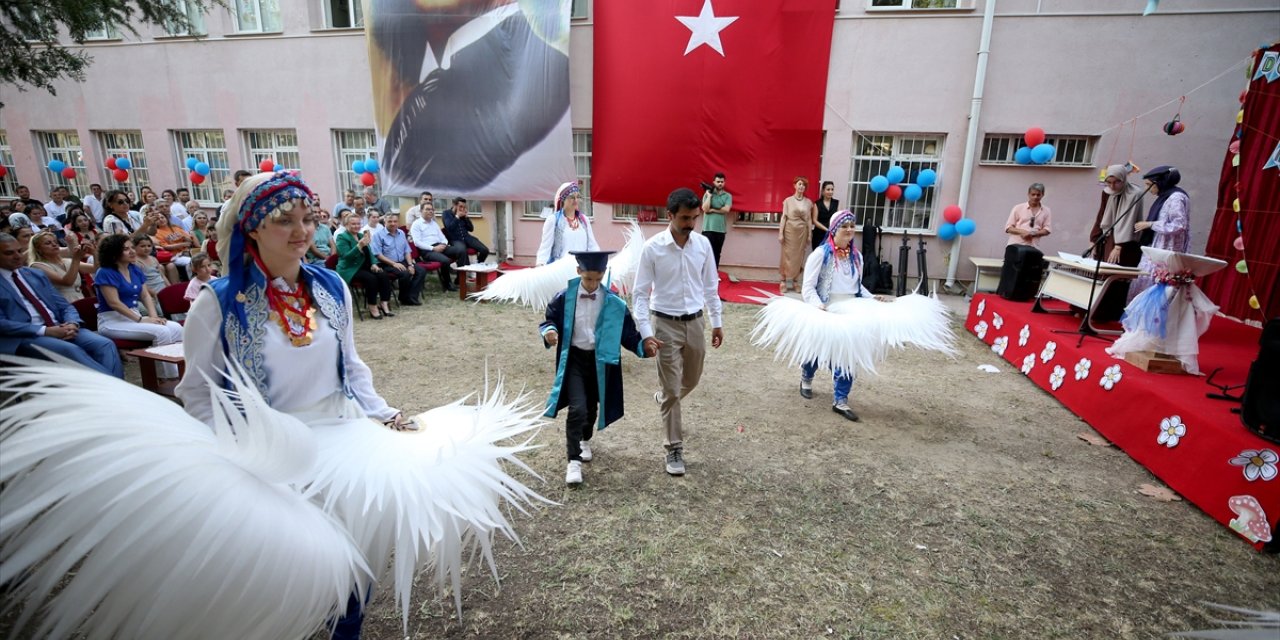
0, 233, 123, 377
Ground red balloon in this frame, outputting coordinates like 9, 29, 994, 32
113, 168, 129, 182
258, 159, 275, 173
190, 171, 206, 185
360, 171, 376, 187
106, 157, 118, 170
1024, 127, 1046, 148
0, 165, 7, 178
61, 167, 77, 179
943, 205, 963, 224
885, 185, 902, 201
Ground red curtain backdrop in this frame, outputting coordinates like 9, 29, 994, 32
591, 0, 835, 212
1202, 43, 1280, 321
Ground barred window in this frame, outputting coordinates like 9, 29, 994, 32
0, 131, 17, 198
244, 129, 300, 171
97, 131, 150, 201
846, 133, 944, 233
173, 130, 231, 204
324, 0, 363, 28
979, 133, 1097, 167
165, 0, 206, 35
234, 0, 281, 33
35, 131, 91, 196
523, 131, 592, 219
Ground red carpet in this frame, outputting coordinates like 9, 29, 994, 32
966, 294, 1277, 549
718, 274, 783, 305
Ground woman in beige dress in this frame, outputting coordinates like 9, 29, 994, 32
28, 230, 94, 302
778, 176, 815, 293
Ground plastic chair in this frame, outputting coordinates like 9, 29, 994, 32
156, 282, 191, 322
72, 297, 151, 351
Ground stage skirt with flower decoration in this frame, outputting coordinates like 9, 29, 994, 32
470, 222, 645, 308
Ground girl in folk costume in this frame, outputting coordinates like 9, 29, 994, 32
0, 171, 543, 640
1128, 165, 1192, 302
536, 181, 599, 266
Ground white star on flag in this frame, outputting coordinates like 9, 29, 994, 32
676, 0, 739, 56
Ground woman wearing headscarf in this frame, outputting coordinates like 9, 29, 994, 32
1088, 165, 1147, 321
1128, 165, 1190, 302
535, 181, 598, 266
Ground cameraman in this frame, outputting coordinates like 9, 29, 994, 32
700, 172, 732, 278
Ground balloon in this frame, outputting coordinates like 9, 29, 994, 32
190, 171, 205, 185
61, 167, 77, 179
917, 169, 937, 188
886, 166, 905, 184
885, 185, 902, 201
1233, 236, 1245, 251
955, 218, 977, 236
106, 157, 118, 170
194, 162, 211, 177
363, 158, 379, 173
1235, 260, 1248, 274
938, 223, 958, 241
352, 160, 366, 174
186, 157, 198, 171
903, 184, 923, 202
1031, 144, 1055, 164
360, 171, 376, 187
116, 157, 131, 170
259, 159, 275, 173
48, 159, 66, 173
113, 168, 129, 182
942, 205, 963, 224
1249, 295, 1261, 310
0, 166, 6, 178
868, 175, 889, 193
1024, 127, 1046, 147
272, 164, 283, 172
1014, 147, 1033, 165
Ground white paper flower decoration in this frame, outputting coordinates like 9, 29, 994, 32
1021, 354, 1035, 374
1050, 365, 1066, 390
1018, 324, 1031, 347
974, 320, 989, 339
1157, 416, 1186, 448
1229, 449, 1279, 482
1040, 341, 1057, 363
992, 336, 1008, 356
992, 313, 1004, 330
1099, 364, 1123, 390
977, 300, 986, 317
1074, 358, 1091, 381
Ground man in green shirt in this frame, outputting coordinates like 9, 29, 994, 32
700, 172, 732, 280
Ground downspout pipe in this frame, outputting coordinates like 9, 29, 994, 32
944, 0, 997, 290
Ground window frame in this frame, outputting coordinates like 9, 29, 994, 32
232, 0, 282, 34
96, 130, 151, 201
323, 0, 364, 28
0, 131, 17, 199
979, 133, 1097, 168
332, 129, 378, 199
866, 0, 973, 10
164, 0, 207, 36
82, 23, 121, 40
571, 0, 588, 20
34, 130, 91, 196
173, 130, 232, 205
845, 133, 945, 234
243, 129, 300, 172
522, 130, 593, 219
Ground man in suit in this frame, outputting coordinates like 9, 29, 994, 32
0, 233, 123, 377
441, 197, 489, 267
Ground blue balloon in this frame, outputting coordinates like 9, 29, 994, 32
1014, 147, 1033, 165
955, 218, 977, 236
186, 157, 198, 171
363, 158, 379, 173
904, 184, 923, 202
272, 163, 283, 172
352, 160, 366, 174
195, 162, 211, 177
938, 223, 958, 241
916, 169, 937, 188
116, 157, 132, 170
48, 159, 65, 173
1031, 143, 1055, 164
869, 175, 889, 193
886, 166, 906, 184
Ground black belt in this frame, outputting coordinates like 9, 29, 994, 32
653, 310, 703, 322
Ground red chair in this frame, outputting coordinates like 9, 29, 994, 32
72, 297, 150, 351
407, 243, 446, 291
156, 282, 191, 322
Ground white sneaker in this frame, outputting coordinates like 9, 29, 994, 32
654, 391, 662, 406
565, 460, 583, 485
579, 440, 593, 462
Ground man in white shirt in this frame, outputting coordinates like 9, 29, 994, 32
171, 188, 194, 231
82, 183, 105, 224
333, 189, 357, 219
631, 187, 724, 477
42, 187, 71, 226
408, 198, 461, 292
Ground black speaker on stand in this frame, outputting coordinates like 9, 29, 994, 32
1241, 317, 1280, 445
996, 244, 1045, 302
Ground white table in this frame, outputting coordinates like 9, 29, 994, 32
1032, 256, 1141, 335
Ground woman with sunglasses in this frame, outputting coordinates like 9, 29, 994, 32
101, 189, 137, 236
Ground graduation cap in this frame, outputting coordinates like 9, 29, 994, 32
571, 250, 615, 272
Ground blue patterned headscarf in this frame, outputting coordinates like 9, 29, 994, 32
824, 209, 860, 261
555, 181, 580, 213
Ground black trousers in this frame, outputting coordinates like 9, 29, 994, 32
563, 346, 599, 462
350, 268, 393, 305
704, 230, 725, 270
385, 262, 427, 303
450, 237, 490, 267
418, 249, 456, 288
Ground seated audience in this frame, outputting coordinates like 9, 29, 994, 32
409, 198, 461, 292
93, 234, 183, 378
442, 197, 489, 267
28, 230, 93, 303
336, 211, 395, 319
132, 234, 172, 296
372, 212, 426, 306
101, 189, 138, 236
184, 252, 214, 302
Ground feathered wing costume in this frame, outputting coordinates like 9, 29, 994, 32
470, 221, 645, 307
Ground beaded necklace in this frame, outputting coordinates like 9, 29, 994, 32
250, 247, 316, 347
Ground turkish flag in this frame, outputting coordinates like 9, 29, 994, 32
592, 0, 835, 213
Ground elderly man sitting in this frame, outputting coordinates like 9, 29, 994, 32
409, 198, 462, 293
372, 212, 427, 306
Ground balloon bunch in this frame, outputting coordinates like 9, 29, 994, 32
936, 205, 975, 241
184, 157, 212, 185
0, 166, 7, 178
351, 158, 379, 187
47, 159, 77, 180
1014, 127, 1056, 165
868, 165, 937, 203
105, 156, 133, 182
258, 159, 284, 173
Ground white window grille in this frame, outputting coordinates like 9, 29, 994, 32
244, 129, 300, 171
979, 133, 1097, 167
165, 0, 206, 36
234, 0, 282, 33
333, 129, 377, 196
0, 131, 17, 198
868, 0, 970, 9
571, 0, 588, 20
82, 23, 120, 40
324, 0, 363, 28
97, 131, 151, 200
35, 131, 91, 196
846, 133, 944, 233
523, 130, 592, 218
173, 130, 231, 204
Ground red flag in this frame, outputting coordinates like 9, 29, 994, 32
592, 0, 835, 213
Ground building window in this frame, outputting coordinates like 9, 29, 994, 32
35, 131, 91, 196
571, 0, 588, 20
165, 0, 207, 36
868, 0, 968, 8
523, 130, 592, 219
737, 211, 781, 226
612, 203, 669, 223
333, 129, 377, 197
324, 0, 363, 28
174, 130, 231, 204
234, 0, 282, 33
244, 129, 300, 171
97, 131, 150, 200
82, 23, 121, 40
979, 133, 1097, 167
0, 131, 17, 198
846, 133, 944, 233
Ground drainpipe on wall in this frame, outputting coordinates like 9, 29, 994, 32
944, 0, 997, 292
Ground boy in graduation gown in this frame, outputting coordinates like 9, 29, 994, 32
540, 251, 660, 485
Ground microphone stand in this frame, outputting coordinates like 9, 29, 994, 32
1049, 183, 1153, 347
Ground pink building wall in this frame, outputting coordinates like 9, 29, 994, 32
2, 0, 1275, 284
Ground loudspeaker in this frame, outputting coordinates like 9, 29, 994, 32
996, 245, 1045, 302
1241, 318, 1280, 444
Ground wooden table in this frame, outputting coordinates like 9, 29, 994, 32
125, 345, 186, 397
969, 257, 1004, 293
456, 263, 501, 301
1032, 256, 1141, 335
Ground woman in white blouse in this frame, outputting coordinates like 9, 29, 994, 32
535, 181, 598, 266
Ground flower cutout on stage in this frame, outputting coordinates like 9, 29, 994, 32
974, 320, 989, 339
1021, 354, 1035, 375
992, 336, 1008, 356
992, 313, 1004, 330
1157, 416, 1186, 448
1050, 365, 1066, 390
1229, 449, 1279, 482
1074, 358, 1092, 381
977, 300, 986, 317
1099, 364, 1123, 390
1018, 324, 1031, 347
1040, 341, 1057, 363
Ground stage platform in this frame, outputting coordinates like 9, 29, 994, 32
966, 293, 1278, 549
